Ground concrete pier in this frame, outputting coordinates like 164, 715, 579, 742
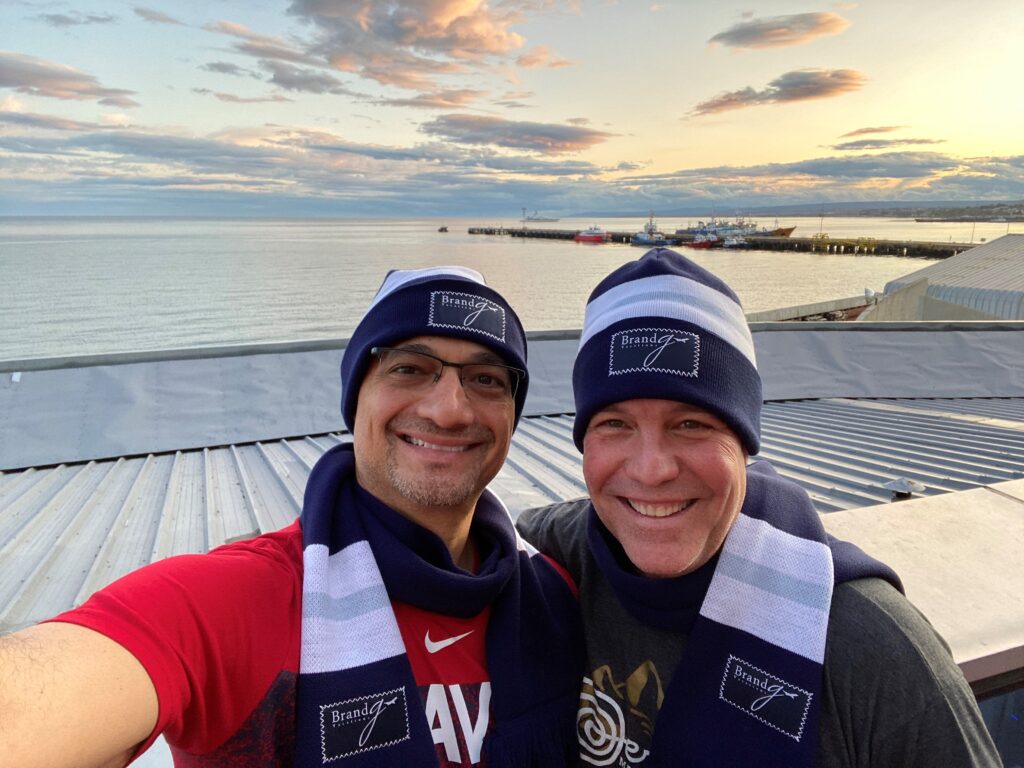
467, 227, 972, 258
745, 233, 971, 258
468, 226, 634, 243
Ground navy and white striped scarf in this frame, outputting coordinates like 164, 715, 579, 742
295, 443, 583, 767
590, 461, 902, 768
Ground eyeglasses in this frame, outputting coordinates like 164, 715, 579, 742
370, 346, 525, 403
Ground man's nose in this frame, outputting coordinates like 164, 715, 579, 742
625, 432, 679, 486
415, 366, 475, 428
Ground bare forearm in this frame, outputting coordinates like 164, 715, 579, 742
0, 622, 158, 768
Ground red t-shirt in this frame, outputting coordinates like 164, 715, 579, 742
52, 520, 497, 767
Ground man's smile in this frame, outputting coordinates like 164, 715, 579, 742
625, 498, 697, 518
401, 435, 473, 453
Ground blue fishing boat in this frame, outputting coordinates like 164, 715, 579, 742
631, 214, 669, 247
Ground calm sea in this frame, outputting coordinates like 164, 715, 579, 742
0, 215, 1017, 361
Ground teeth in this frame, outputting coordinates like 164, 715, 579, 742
628, 499, 692, 518
405, 436, 468, 452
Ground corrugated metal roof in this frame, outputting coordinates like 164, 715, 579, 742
8, 325, 1024, 471
3, 395, 1022, 634
883, 234, 1024, 319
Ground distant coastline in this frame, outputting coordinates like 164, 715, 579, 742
571, 200, 1024, 223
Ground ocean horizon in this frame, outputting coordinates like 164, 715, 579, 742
1, 214, 1017, 361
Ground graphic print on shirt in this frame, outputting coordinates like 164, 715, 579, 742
392, 601, 492, 766
425, 629, 474, 654
420, 682, 492, 767
578, 662, 664, 767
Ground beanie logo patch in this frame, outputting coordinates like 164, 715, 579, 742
609, 328, 699, 377
429, 291, 506, 342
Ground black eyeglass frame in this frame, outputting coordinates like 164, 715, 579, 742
369, 346, 526, 401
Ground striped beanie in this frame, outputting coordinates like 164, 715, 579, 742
573, 247, 761, 454
341, 265, 529, 431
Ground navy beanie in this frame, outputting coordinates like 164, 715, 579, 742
341, 266, 529, 432
573, 247, 761, 454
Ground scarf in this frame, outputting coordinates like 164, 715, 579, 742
295, 443, 582, 767
590, 460, 902, 768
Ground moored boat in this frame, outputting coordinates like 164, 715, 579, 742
676, 218, 753, 237
522, 207, 559, 222
689, 233, 722, 249
575, 225, 610, 243
631, 214, 670, 247
677, 219, 796, 238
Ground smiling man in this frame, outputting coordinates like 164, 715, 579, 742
517, 248, 1000, 768
0, 266, 582, 768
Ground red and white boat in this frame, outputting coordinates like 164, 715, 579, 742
575, 225, 610, 243
689, 233, 722, 249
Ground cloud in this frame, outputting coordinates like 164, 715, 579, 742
691, 68, 865, 116
289, 0, 526, 58
596, 154, 965, 218
420, 114, 615, 154
516, 45, 572, 68
62, 130, 290, 174
0, 121, 610, 217
709, 12, 850, 49
493, 89, 532, 108
286, 0, 566, 89
294, 131, 605, 175
200, 61, 258, 78
494, 98, 530, 109
2, 118, 1019, 215
206, 8, 524, 91
831, 138, 946, 151
937, 156, 1024, 199
375, 89, 487, 109
262, 61, 356, 95
575, 151, 1012, 213
192, 88, 293, 104
783, 152, 956, 179
839, 125, 904, 138
0, 109, 103, 131
100, 113, 132, 127
0, 51, 140, 107
34, 12, 116, 27
465, 155, 601, 175
332, 50, 465, 90
206, 20, 320, 65
134, 7, 184, 25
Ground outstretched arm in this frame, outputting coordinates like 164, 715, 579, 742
0, 621, 158, 768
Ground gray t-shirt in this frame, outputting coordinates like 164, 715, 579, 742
518, 499, 1002, 768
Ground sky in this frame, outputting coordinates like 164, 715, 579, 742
1, 0, 1022, 217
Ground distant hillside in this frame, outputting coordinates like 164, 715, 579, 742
572, 200, 1024, 221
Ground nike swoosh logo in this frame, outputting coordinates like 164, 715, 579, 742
424, 629, 473, 654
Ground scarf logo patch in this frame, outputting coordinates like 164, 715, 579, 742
719, 656, 811, 742
320, 687, 411, 761
429, 291, 507, 342
608, 328, 699, 378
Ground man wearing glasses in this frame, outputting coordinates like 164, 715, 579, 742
0, 266, 582, 768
